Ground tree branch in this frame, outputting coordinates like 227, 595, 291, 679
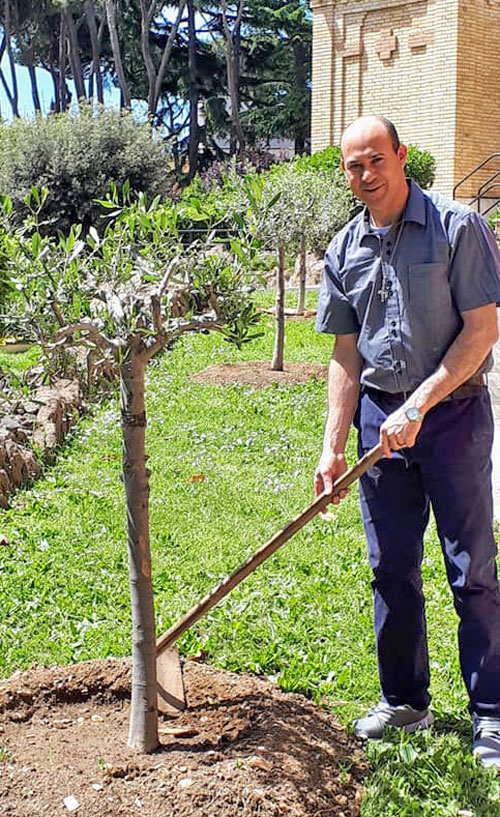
53, 321, 119, 356
143, 315, 224, 363
157, 256, 180, 298
152, 0, 187, 116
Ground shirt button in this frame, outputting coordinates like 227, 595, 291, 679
391, 330, 397, 337
386, 250, 391, 256
391, 321, 396, 327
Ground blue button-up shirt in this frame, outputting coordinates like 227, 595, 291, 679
316, 180, 500, 393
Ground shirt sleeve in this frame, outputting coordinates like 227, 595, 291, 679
315, 245, 360, 335
449, 212, 500, 311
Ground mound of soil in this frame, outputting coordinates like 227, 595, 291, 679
0, 658, 367, 817
191, 362, 328, 389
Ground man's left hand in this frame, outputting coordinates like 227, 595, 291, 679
379, 406, 423, 457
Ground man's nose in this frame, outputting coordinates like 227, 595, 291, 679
361, 166, 376, 183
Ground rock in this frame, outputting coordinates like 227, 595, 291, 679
1, 417, 24, 433
291, 251, 324, 286
20, 401, 41, 415
63, 795, 80, 812
5, 440, 30, 487
33, 379, 81, 454
0, 470, 10, 507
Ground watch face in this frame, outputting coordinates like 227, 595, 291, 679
406, 406, 421, 422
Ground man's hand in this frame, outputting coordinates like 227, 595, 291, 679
314, 451, 349, 504
379, 405, 423, 458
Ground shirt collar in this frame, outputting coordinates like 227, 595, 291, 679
360, 179, 426, 238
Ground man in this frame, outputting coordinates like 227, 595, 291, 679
314, 115, 500, 768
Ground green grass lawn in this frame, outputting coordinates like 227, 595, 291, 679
0, 307, 499, 815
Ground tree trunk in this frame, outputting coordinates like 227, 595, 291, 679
48, 64, 60, 112
58, 15, 69, 111
65, 10, 86, 101
221, 1, 245, 154
226, 40, 244, 153
120, 345, 158, 753
84, 0, 104, 103
104, 0, 131, 108
152, 0, 187, 119
271, 243, 285, 372
3, 0, 19, 117
292, 39, 307, 155
139, 0, 156, 114
296, 235, 306, 316
187, 0, 199, 180
26, 53, 41, 113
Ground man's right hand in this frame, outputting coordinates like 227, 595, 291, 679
314, 451, 349, 504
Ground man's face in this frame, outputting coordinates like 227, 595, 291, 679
341, 125, 407, 210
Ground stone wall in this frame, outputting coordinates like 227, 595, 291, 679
0, 379, 82, 508
311, 0, 500, 197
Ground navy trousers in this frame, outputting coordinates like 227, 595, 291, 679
356, 388, 500, 716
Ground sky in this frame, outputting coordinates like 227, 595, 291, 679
0, 52, 121, 121
0, 4, 203, 122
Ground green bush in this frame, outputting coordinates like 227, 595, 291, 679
405, 144, 436, 189
294, 144, 436, 190
0, 104, 173, 235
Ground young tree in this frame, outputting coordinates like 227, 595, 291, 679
240, 163, 352, 369
2, 186, 261, 752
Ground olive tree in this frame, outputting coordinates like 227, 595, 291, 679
2, 187, 260, 753
241, 164, 352, 370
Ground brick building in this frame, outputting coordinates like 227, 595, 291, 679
310, 0, 500, 199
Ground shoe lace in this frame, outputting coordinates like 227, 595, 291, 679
474, 716, 500, 738
370, 702, 398, 723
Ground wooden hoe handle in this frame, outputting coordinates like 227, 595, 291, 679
156, 443, 383, 656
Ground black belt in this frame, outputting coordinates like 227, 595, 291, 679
442, 373, 488, 401
365, 374, 488, 403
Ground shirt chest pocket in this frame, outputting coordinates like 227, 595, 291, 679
407, 263, 451, 312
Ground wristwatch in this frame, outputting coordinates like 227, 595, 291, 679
405, 406, 423, 423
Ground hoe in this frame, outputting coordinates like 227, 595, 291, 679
155, 443, 383, 714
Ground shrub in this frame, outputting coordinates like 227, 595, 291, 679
293, 144, 436, 189
197, 150, 277, 192
405, 144, 436, 189
0, 104, 173, 235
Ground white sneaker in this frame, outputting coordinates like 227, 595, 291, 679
354, 701, 434, 740
473, 715, 500, 768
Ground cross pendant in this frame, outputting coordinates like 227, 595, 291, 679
378, 282, 389, 303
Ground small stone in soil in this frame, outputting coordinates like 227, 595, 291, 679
63, 795, 80, 812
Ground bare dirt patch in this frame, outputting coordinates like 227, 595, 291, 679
191, 361, 328, 390
261, 309, 318, 322
0, 658, 367, 817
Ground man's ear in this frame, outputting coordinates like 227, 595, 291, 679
398, 144, 408, 168
340, 157, 346, 175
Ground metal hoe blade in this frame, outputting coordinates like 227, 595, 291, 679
156, 646, 186, 715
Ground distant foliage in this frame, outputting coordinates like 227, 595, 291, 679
292, 146, 342, 174
294, 144, 436, 190
405, 145, 436, 190
0, 104, 173, 235
198, 150, 278, 191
